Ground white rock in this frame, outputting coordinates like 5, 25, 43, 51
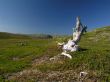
57, 42, 65, 46
80, 71, 88, 77
61, 52, 72, 59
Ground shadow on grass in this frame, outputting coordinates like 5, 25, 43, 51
79, 48, 88, 51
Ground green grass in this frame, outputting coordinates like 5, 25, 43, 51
0, 39, 55, 74
0, 26, 110, 81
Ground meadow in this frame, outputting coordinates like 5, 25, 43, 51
0, 26, 110, 82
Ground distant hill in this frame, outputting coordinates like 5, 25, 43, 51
0, 32, 31, 39
0, 32, 53, 39
29, 34, 53, 39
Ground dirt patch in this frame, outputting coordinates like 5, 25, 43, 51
7, 69, 99, 82
7, 55, 99, 82
32, 55, 50, 67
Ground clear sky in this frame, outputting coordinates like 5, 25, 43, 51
0, 0, 110, 34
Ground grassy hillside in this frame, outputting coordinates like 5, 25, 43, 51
35, 26, 110, 81
0, 26, 110, 82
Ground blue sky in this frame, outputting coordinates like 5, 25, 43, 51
0, 0, 110, 34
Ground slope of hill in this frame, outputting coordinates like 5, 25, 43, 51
0, 26, 110, 82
